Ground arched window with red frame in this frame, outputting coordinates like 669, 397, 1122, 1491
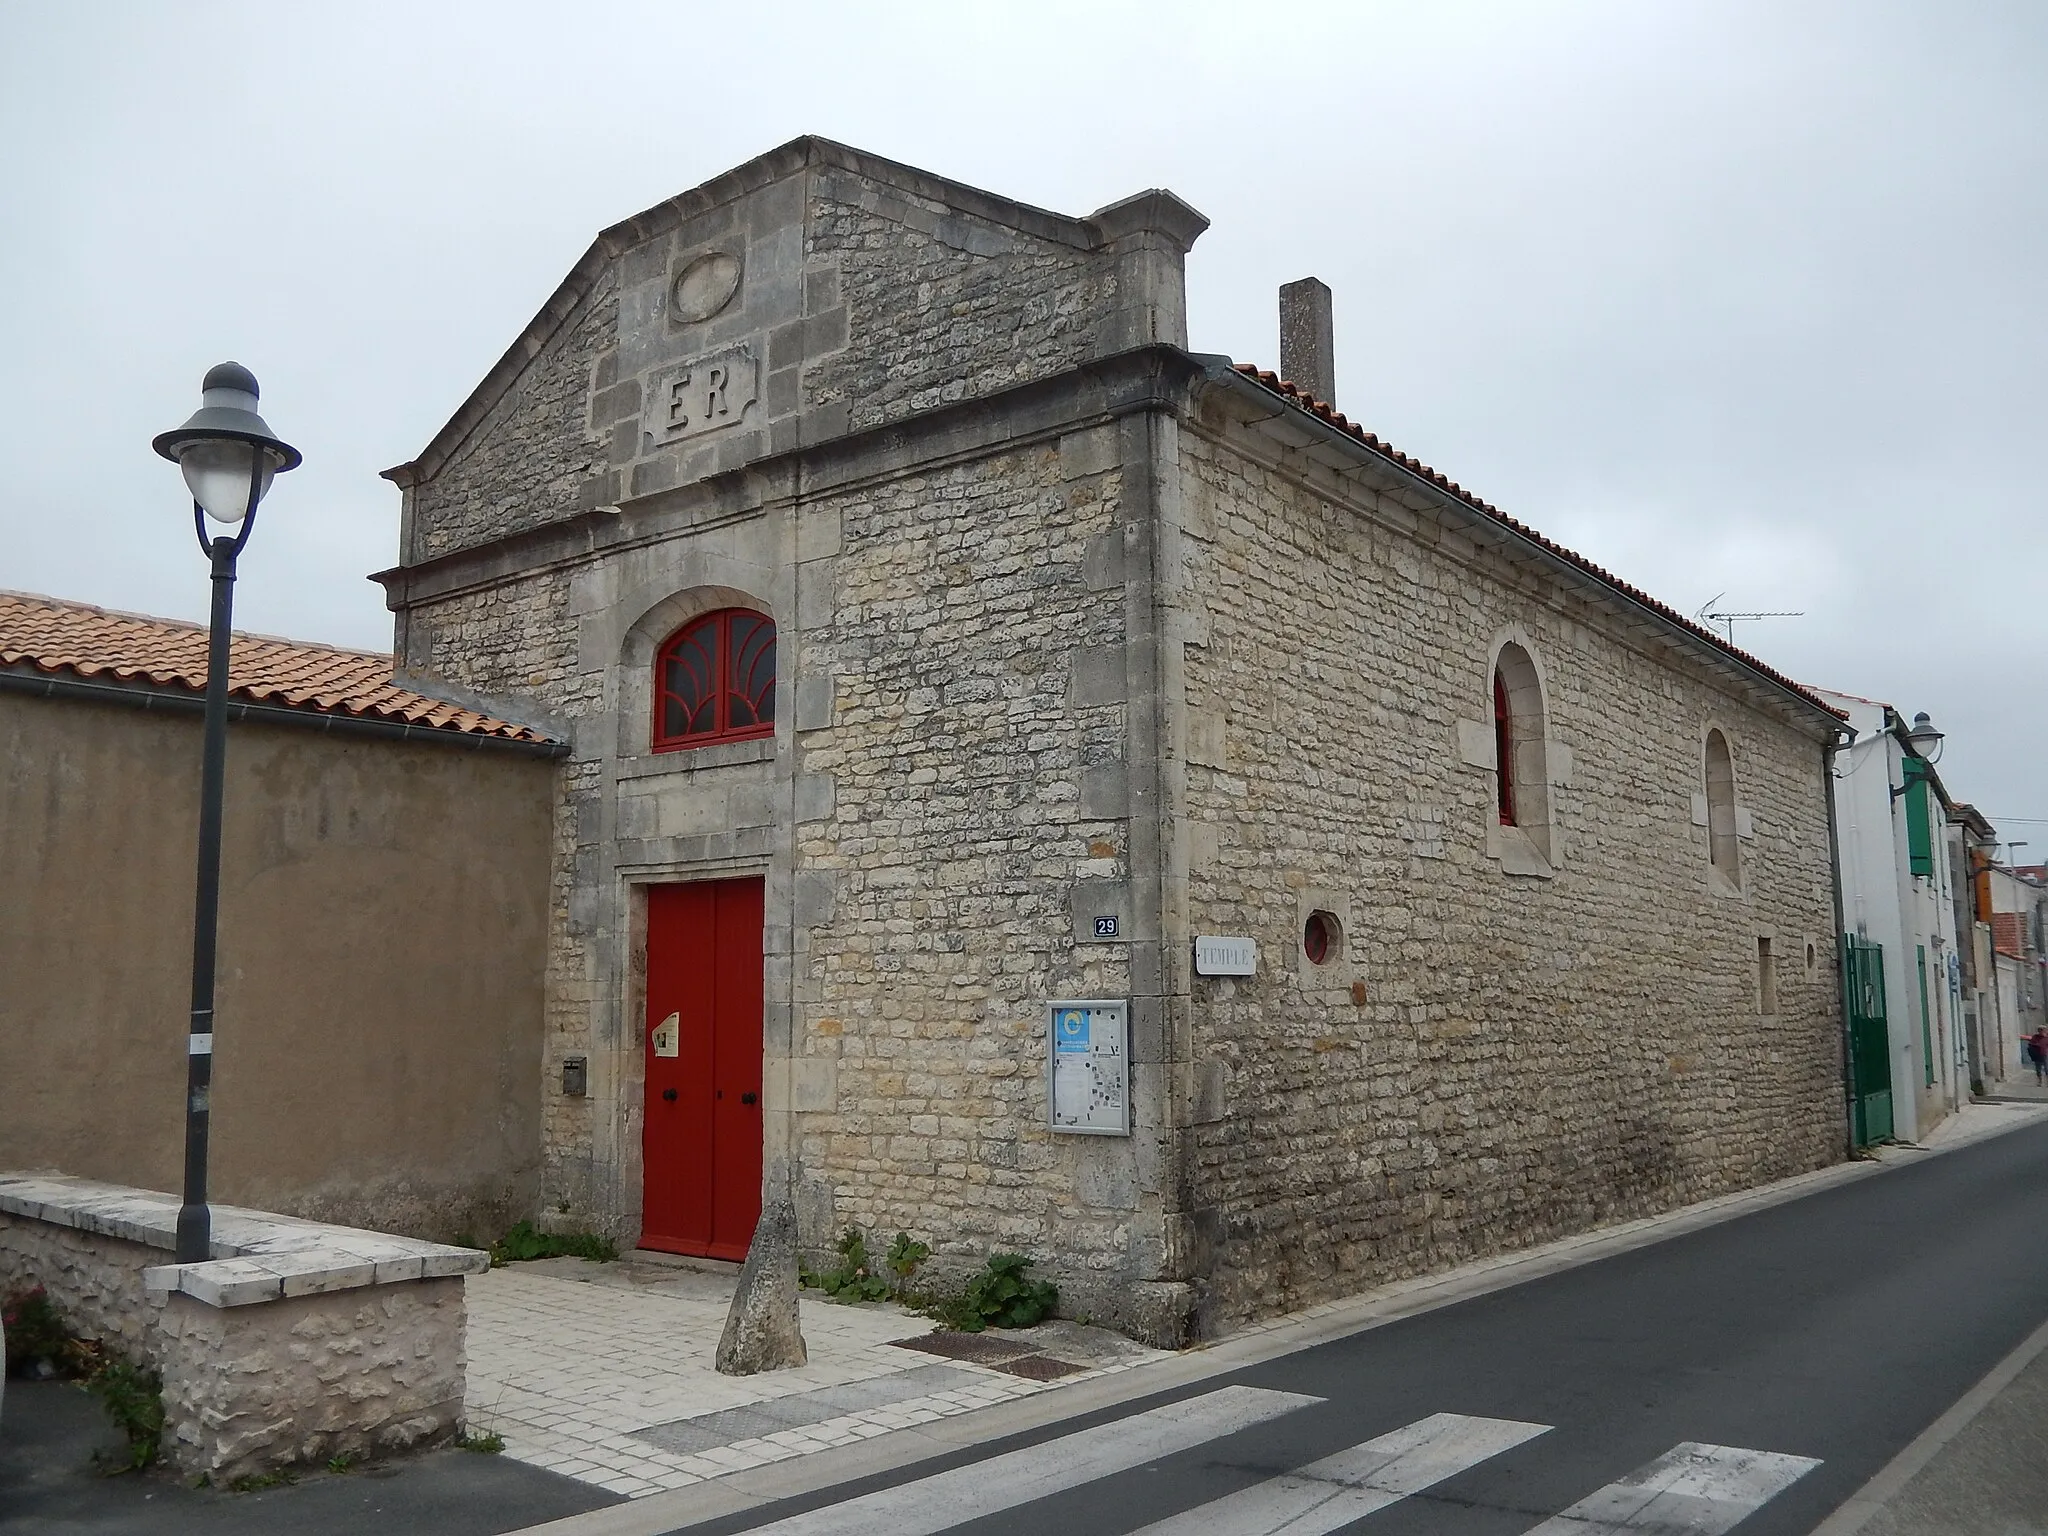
653, 609, 775, 751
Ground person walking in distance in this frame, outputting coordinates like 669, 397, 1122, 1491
2029, 1028, 2048, 1085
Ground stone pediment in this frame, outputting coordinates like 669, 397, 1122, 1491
385, 137, 1206, 568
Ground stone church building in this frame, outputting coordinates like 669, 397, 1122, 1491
376, 137, 1846, 1342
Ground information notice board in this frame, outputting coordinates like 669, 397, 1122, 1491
1047, 999, 1129, 1135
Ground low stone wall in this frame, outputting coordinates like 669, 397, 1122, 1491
156, 1280, 466, 1474
0, 1172, 487, 1482
0, 1216, 161, 1365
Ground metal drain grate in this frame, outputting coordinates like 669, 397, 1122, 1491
989, 1354, 1085, 1381
890, 1330, 1040, 1366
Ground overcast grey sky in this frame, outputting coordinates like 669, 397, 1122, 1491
2, 2, 2041, 833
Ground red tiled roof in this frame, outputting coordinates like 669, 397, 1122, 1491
1232, 365, 1841, 719
0, 590, 555, 744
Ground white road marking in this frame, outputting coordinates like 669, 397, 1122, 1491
1521, 1441, 1822, 1535
1128, 1411, 1553, 1535
734, 1384, 1321, 1536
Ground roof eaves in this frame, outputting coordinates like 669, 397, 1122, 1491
1, 662, 567, 756
1216, 362, 1845, 727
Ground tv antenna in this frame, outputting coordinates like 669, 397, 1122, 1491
1694, 592, 1804, 645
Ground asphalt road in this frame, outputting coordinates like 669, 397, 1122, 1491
685, 1119, 2048, 1535
0, 1374, 614, 1535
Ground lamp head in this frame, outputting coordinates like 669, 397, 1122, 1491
1905, 710, 1945, 761
153, 362, 302, 524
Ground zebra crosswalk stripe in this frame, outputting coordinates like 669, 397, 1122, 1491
732, 1384, 1320, 1536
1519, 1440, 1822, 1535
1128, 1410, 1553, 1535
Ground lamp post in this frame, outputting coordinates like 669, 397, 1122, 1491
152, 363, 300, 1263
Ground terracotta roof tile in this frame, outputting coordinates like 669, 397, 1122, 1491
1231, 364, 1841, 719
0, 590, 556, 744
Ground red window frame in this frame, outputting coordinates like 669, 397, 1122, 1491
1493, 669, 1517, 826
653, 609, 776, 752
1303, 911, 1333, 965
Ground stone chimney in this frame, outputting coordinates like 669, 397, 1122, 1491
1279, 277, 1335, 407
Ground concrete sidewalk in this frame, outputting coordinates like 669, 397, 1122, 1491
464, 1254, 1166, 1499
1978, 1068, 2048, 1103
501, 1100, 2048, 1534
1815, 1312, 2048, 1535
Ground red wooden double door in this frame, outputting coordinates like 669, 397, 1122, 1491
640, 878, 763, 1261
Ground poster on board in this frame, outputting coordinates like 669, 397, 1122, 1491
1047, 999, 1129, 1135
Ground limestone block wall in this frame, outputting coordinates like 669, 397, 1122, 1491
406, 271, 619, 561
390, 417, 1156, 1314
804, 168, 1108, 432
1169, 416, 1845, 1329
792, 435, 1139, 1296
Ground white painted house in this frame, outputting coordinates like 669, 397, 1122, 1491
1816, 689, 1966, 1144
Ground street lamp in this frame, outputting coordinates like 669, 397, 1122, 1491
1905, 711, 1945, 762
152, 363, 300, 1263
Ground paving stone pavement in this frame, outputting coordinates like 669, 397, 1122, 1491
462, 1255, 1165, 1499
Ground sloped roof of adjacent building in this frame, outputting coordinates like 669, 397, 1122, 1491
0, 589, 558, 745
1231, 364, 1844, 723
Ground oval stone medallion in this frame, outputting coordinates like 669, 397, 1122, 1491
671, 251, 742, 324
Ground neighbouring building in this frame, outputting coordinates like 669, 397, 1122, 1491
374, 137, 1849, 1340
1947, 802, 1999, 1092
1818, 692, 1970, 1142
1987, 862, 2047, 1073
0, 591, 560, 1237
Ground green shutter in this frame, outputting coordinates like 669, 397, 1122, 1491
1917, 945, 1934, 1088
1903, 757, 1935, 877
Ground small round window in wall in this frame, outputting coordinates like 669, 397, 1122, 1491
1303, 910, 1338, 965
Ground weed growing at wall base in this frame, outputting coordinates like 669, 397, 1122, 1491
4, 1284, 163, 1470
488, 1221, 617, 1265
86, 1360, 164, 1472
925, 1253, 1058, 1333
802, 1227, 931, 1302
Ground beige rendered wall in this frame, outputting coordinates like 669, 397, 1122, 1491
0, 693, 553, 1239
1170, 414, 1847, 1330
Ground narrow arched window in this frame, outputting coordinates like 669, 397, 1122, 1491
1705, 729, 1739, 883
1493, 667, 1517, 825
1489, 641, 1552, 863
653, 609, 775, 751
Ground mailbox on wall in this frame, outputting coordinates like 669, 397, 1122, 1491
1047, 999, 1129, 1135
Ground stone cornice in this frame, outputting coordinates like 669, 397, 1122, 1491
372, 345, 1205, 611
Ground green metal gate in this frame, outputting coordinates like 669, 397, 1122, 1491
1844, 935, 1893, 1146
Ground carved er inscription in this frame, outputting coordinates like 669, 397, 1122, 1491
649, 345, 758, 445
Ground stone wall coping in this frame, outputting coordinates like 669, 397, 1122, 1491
0, 1172, 488, 1308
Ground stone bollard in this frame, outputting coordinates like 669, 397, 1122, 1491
714, 1196, 808, 1374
